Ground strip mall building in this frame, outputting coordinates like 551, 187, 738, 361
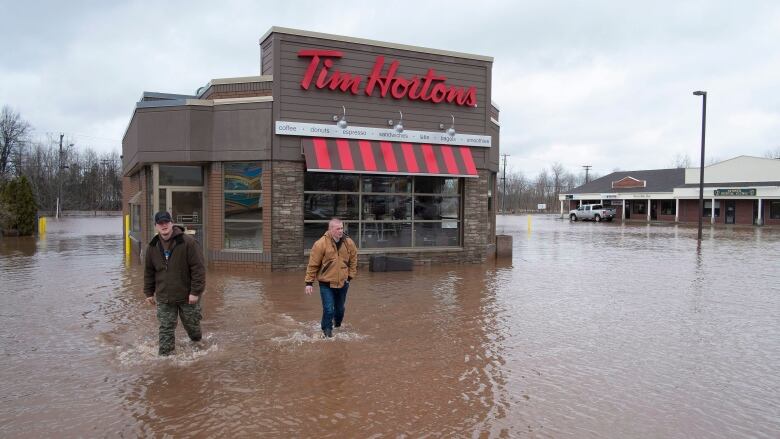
122, 27, 500, 270
559, 156, 780, 226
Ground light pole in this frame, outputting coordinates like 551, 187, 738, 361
693, 91, 707, 241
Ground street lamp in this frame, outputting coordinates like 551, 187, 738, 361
692, 90, 707, 241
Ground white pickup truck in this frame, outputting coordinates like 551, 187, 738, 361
569, 204, 616, 222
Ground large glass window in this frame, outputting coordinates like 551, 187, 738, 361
661, 200, 676, 215
303, 173, 462, 249
159, 165, 203, 186
130, 204, 141, 232
769, 201, 780, 219
224, 163, 263, 250
703, 200, 720, 217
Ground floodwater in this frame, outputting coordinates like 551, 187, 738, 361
0, 216, 778, 438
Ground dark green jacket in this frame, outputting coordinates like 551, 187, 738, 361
144, 226, 206, 304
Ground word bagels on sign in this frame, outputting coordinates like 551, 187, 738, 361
298, 50, 478, 107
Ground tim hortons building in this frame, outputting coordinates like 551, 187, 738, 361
122, 27, 501, 270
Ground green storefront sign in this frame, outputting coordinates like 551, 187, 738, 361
713, 188, 756, 196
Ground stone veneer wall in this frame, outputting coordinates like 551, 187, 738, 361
271, 161, 306, 271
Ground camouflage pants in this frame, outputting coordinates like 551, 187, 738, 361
157, 302, 202, 355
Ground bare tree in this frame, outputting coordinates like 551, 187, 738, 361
670, 153, 692, 168
764, 146, 780, 159
0, 106, 31, 179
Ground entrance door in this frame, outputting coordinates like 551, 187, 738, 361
725, 200, 736, 224
625, 201, 631, 219
170, 190, 204, 243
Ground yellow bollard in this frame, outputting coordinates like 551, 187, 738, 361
38, 217, 46, 234
527, 215, 532, 233
125, 214, 131, 256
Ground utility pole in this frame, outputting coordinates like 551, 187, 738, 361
501, 153, 509, 213
582, 165, 592, 184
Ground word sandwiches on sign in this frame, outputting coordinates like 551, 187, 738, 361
298, 50, 478, 107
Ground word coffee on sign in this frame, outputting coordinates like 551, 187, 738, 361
298, 50, 478, 107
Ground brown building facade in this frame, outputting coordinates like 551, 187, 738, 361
122, 27, 500, 270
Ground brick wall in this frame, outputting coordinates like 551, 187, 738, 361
206, 163, 224, 252
764, 200, 780, 226
200, 82, 273, 100
207, 89, 273, 100
734, 200, 754, 225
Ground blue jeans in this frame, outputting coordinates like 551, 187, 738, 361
319, 282, 349, 331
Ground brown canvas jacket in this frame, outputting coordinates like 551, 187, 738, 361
144, 226, 206, 304
305, 231, 358, 288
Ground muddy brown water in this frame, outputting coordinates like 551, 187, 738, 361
0, 216, 778, 438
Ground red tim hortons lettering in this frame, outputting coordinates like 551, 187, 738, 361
297, 49, 478, 107
298, 50, 344, 90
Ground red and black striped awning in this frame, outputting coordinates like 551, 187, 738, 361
302, 138, 478, 178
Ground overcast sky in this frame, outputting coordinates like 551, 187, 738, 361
2, 1, 779, 177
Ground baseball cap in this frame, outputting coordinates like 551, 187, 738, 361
154, 211, 173, 224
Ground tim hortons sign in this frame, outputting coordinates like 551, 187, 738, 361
298, 50, 478, 107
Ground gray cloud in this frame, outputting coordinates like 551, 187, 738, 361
2, 0, 779, 176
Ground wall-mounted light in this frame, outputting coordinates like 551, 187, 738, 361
439, 115, 456, 136
333, 106, 347, 129
394, 111, 404, 133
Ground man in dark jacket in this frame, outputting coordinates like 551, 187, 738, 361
144, 211, 206, 356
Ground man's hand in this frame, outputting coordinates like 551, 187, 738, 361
145, 296, 156, 305
188, 294, 199, 304
305, 285, 313, 295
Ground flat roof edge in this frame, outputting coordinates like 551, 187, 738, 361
259, 26, 493, 62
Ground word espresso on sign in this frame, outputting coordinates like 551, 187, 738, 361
298, 50, 478, 107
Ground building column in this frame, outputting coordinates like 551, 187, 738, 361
578, 200, 582, 207
647, 199, 651, 222
711, 197, 716, 224
757, 198, 763, 225
560, 200, 564, 218
675, 198, 679, 222
622, 199, 626, 222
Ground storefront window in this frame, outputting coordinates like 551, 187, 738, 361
304, 221, 356, 249
304, 173, 358, 192
703, 200, 720, 217
362, 175, 411, 193
159, 165, 203, 186
769, 201, 780, 219
130, 204, 141, 232
661, 200, 676, 215
304, 194, 359, 220
303, 173, 462, 249
224, 163, 263, 250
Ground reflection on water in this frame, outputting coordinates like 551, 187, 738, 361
0, 216, 778, 437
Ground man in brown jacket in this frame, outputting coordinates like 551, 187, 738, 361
144, 211, 206, 355
305, 218, 358, 338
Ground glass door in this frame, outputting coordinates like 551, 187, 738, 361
158, 188, 204, 244
725, 200, 736, 224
